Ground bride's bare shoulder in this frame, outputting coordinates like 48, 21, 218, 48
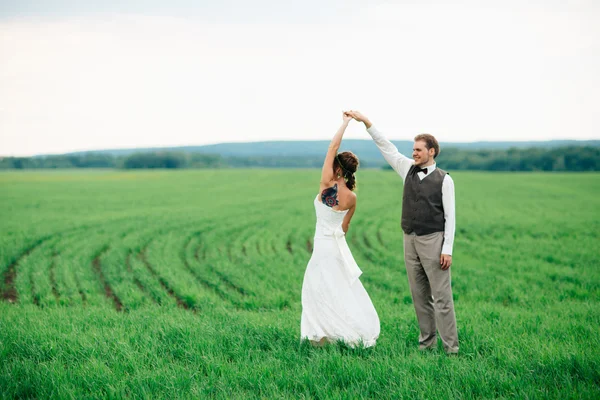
338, 187, 356, 209
349, 191, 357, 206
344, 188, 356, 198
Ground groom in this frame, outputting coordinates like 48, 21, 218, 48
347, 111, 459, 354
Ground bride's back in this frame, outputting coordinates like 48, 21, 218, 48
319, 181, 356, 212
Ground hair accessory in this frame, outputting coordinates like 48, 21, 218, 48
336, 154, 351, 174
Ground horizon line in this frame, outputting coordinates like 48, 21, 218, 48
2, 137, 599, 158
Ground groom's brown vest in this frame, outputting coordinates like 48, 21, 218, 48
401, 165, 447, 235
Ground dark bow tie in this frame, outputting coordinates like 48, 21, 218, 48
414, 167, 428, 175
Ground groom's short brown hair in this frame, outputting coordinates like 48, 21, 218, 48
414, 134, 440, 158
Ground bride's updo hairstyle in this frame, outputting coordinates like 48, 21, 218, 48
334, 151, 359, 191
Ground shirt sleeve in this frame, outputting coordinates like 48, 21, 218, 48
441, 174, 455, 255
366, 126, 413, 180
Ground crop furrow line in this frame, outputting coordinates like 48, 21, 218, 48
351, 235, 375, 263
49, 252, 60, 302
92, 246, 124, 312
192, 240, 250, 297
126, 252, 158, 305
29, 272, 40, 306
181, 235, 235, 304
138, 246, 190, 311
73, 273, 87, 305
363, 233, 373, 249
192, 230, 253, 297
214, 269, 251, 296
377, 229, 385, 247
256, 242, 262, 256
1, 236, 50, 303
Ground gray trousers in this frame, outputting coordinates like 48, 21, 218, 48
403, 231, 459, 353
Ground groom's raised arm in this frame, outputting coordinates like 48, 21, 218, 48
348, 111, 413, 180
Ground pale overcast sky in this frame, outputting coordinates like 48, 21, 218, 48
1, 0, 599, 156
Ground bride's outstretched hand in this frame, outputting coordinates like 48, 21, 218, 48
342, 111, 353, 124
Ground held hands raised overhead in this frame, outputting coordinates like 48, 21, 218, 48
344, 110, 372, 129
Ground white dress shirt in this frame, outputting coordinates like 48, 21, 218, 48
367, 126, 456, 256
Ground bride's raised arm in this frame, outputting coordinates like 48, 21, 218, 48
321, 112, 353, 185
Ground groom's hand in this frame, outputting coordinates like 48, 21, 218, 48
440, 254, 452, 270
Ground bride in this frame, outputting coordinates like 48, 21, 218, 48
300, 112, 380, 347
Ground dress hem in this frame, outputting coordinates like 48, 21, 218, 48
301, 335, 378, 348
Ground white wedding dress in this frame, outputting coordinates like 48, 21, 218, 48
301, 195, 380, 347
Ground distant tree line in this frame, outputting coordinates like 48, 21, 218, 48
0, 152, 328, 170
0, 152, 226, 170
434, 145, 599, 172
0, 145, 598, 171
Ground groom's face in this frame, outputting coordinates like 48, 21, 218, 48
412, 140, 434, 166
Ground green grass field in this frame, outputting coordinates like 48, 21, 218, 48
1, 169, 599, 399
